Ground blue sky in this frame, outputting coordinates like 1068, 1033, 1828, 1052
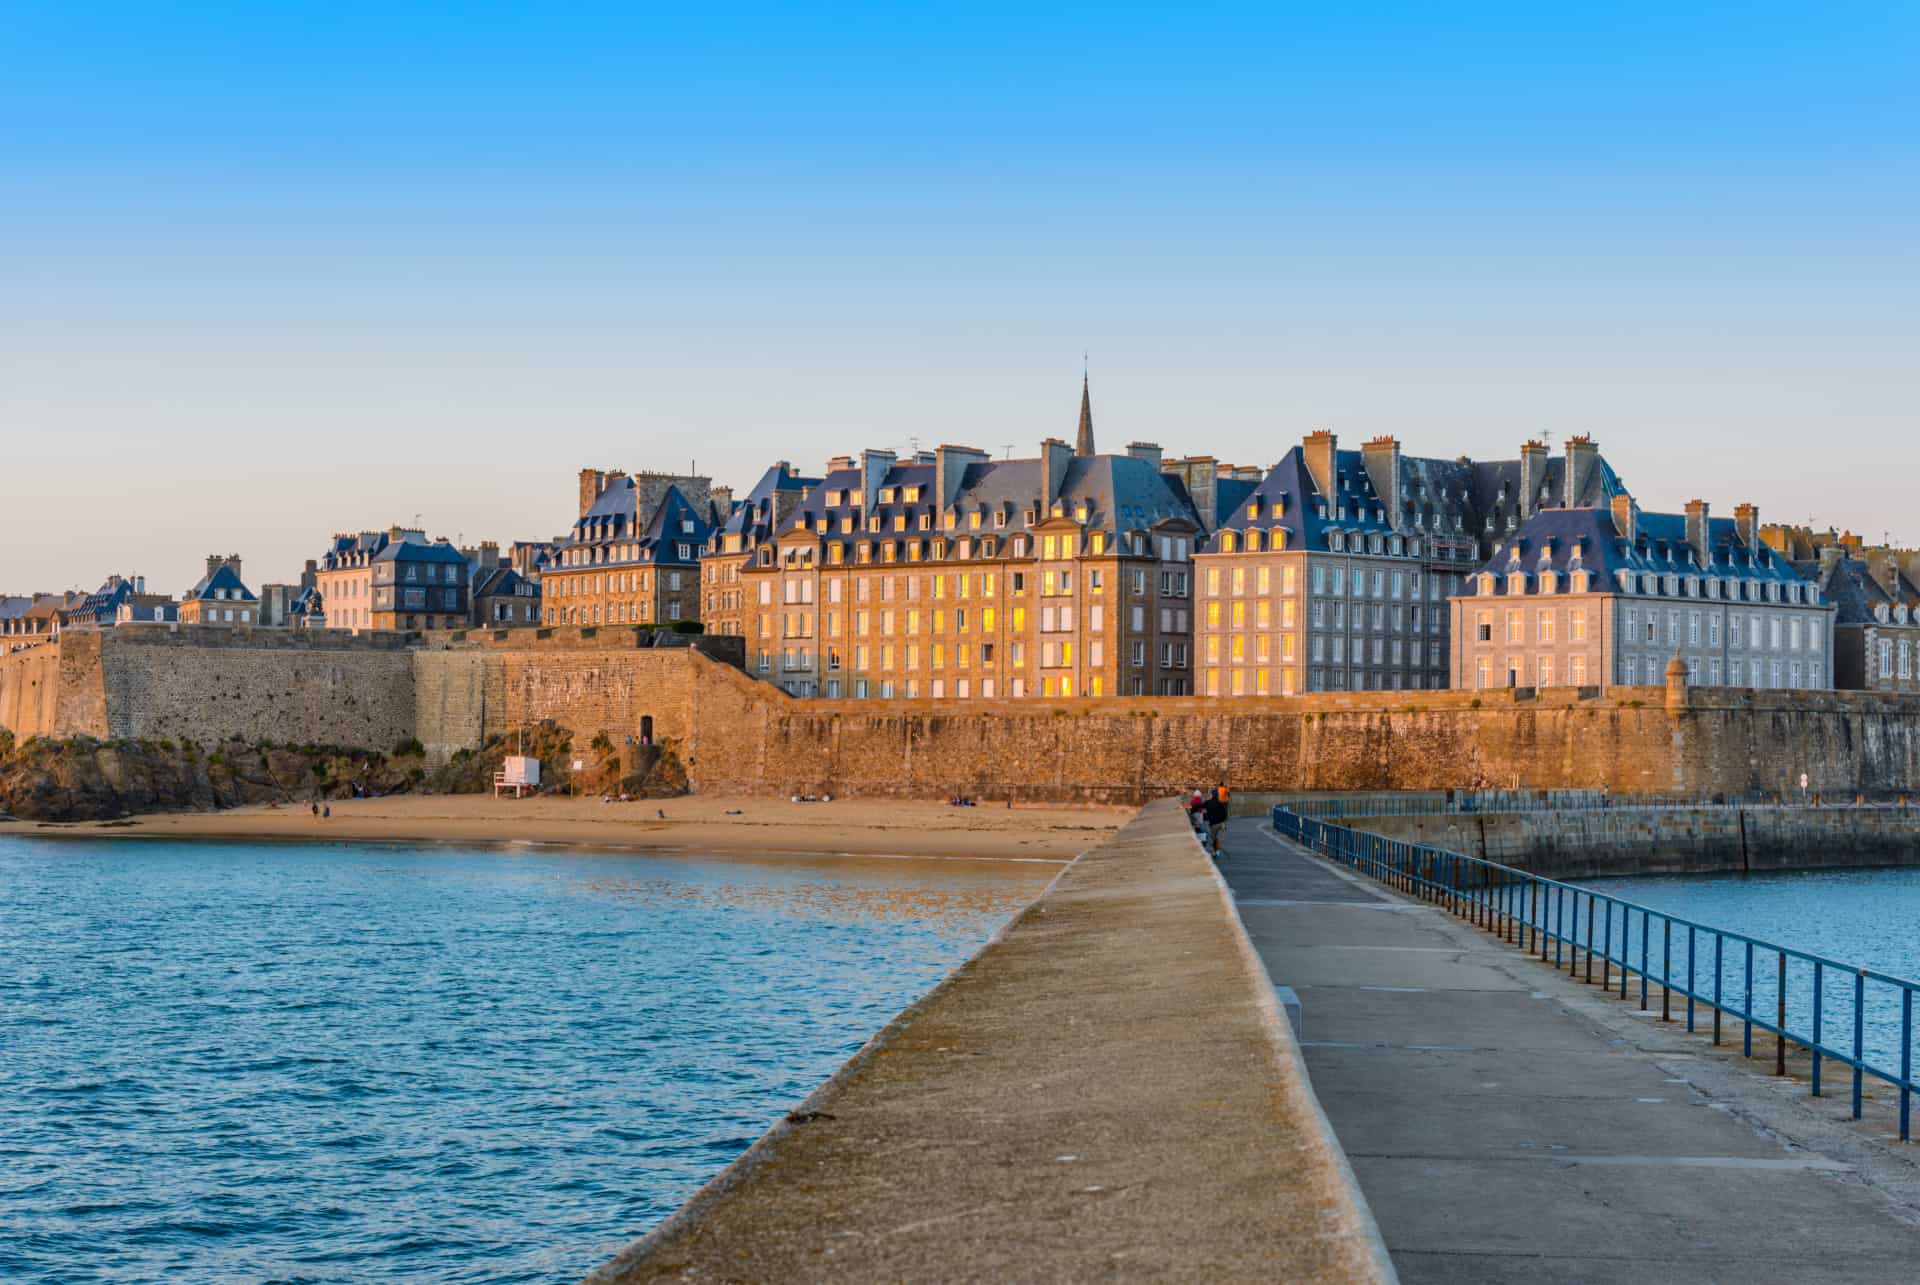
3, 2, 1916, 591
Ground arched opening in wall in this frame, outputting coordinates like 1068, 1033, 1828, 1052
640, 714, 654, 746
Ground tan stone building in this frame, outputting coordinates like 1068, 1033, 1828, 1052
1195, 432, 1622, 695
178, 555, 258, 626
543, 478, 712, 628
1451, 497, 1834, 691
737, 390, 1204, 699
702, 462, 818, 638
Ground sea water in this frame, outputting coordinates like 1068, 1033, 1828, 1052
0, 835, 1047, 1283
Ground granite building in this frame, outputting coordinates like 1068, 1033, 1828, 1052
735, 383, 1205, 699
702, 462, 820, 639
542, 480, 712, 627
1451, 496, 1834, 690
1194, 432, 1623, 694
178, 556, 259, 626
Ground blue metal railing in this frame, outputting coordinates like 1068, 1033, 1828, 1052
1270, 789, 1909, 819
1271, 805, 1920, 1139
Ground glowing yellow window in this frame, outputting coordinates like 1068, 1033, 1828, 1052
983, 607, 996, 631
1231, 635, 1245, 660
1012, 606, 1026, 631
1206, 601, 1221, 628
1090, 675, 1103, 696
1233, 567, 1246, 595
1206, 636, 1220, 662
1258, 566, 1271, 594
1231, 601, 1246, 628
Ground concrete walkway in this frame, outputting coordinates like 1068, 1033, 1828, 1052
1223, 817, 1920, 1283
587, 801, 1390, 1283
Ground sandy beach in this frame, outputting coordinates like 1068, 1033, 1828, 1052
2, 794, 1131, 862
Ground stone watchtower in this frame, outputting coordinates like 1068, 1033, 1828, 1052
1665, 651, 1689, 716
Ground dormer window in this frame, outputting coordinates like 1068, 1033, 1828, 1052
1507, 572, 1528, 594
879, 488, 894, 503
1271, 502, 1285, 519
1686, 576, 1699, 597
1479, 573, 1496, 594
1248, 502, 1260, 520
903, 486, 920, 502
1541, 571, 1558, 594
1877, 604, 1892, 623
1220, 532, 1237, 553
1329, 531, 1344, 551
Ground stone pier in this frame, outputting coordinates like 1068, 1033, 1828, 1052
584, 800, 1392, 1283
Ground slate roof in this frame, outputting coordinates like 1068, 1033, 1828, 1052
568, 481, 713, 568
185, 563, 256, 603
772, 451, 1203, 557
473, 566, 536, 598
372, 539, 468, 566
718, 464, 822, 543
1463, 507, 1817, 599
1817, 557, 1920, 626
0, 596, 36, 621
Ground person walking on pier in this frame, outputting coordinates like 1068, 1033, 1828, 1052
1202, 787, 1229, 859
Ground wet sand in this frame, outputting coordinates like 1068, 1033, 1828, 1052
4, 794, 1128, 862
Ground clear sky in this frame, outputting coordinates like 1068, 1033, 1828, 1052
4, 2, 1916, 593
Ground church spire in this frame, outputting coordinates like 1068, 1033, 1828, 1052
1074, 368, 1095, 457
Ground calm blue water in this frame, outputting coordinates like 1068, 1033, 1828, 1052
0, 835, 1048, 1283
1586, 866, 1920, 1075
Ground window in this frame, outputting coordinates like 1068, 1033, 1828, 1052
1476, 611, 1492, 643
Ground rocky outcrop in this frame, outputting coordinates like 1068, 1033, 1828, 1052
0, 721, 690, 821
0, 730, 419, 821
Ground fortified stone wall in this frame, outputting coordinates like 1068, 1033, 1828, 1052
96, 625, 419, 749
13, 626, 1920, 803
1354, 806, 1920, 880
0, 633, 107, 740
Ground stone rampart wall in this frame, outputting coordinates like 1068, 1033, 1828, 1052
95, 625, 416, 750
14, 626, 1920, 802
1355, 806, 1920, 880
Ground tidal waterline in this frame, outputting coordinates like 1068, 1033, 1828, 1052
0, 834, 1052, 1283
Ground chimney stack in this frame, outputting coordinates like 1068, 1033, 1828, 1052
1734, 502, 1760, 548
1518, 440, 1550, 519
858, 448, 896, 514
1564, 435, 1599, 507
1611, 493, 1638, 542
935, 443, 990, 515
1040, 437, 1074, 506
1302, 431, 1338, 500
1684, 499, 1710, 567
1361, 436, 1401, 529
225, 555, 243, 581
205, 554, 223, 579
1127, 441, 1163, 469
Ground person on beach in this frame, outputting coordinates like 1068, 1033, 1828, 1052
1202, 788, 1229, 858
311, 801, 320, 822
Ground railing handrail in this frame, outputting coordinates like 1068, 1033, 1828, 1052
1271, 804, 1920, 1138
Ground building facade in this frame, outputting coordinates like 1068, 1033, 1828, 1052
178, 556, 259, 626
1451, 497, 1835, 691
702, 462, 819, 639
368, 538, 470, 630
736, 392, 1204, 700
1195, 431, 1624, 695
472, 566, 542, 626
542, 480, 711, 627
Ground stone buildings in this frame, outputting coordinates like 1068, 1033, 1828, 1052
1194, 432, 1622, 695
702, 462, 819, 639
542, 479, 712, 627
735, 385, 1206, 699
315, 528, 469, 632
473, 565, 541, 626
1450, 496, 1834, 691
1762, 530, 1920, 693
178, 555, 259, 626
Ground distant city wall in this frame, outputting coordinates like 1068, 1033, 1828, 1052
11, 627, 1920, 803
1351, 806, 1920, 880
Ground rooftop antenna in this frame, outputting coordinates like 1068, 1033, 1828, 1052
1001, 443, 1015, 460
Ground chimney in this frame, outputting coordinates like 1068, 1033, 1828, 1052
1611, 493, 1638, 542
578, 468, 608, 517
1734, 502, 1759, 548
935, 443, 990, 515
1040, 437, 1074, 507
1127, 441, 1163, 469
1684, 499, 1710, 567
824, 454, 855, 473
710, 484, 735, 515
859, 448, 896, 514
1564, 435, 1599, 507
225, 555, 243, 581
206, 554, 223, 579
1518, 440, 1550, 519
1177, 455, 1218, 531
1303, 431, 1338, 500
134, 575, 147, 594
1361, 436, 1401, 529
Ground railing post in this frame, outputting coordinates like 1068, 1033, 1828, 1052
1903, 990, 1913, 1143
1640, 910, 1650, 1011
1855, 970, 1867, 1120
1776, 950, 1788, 1077
1686, 925, 1696, 1032
1713, 933, 1723, 1046
1585, 896, 1596, 984
1744, 942, 1754, 1057
1661, 919, 1672, 1022
1813, 965, 1824, 1097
